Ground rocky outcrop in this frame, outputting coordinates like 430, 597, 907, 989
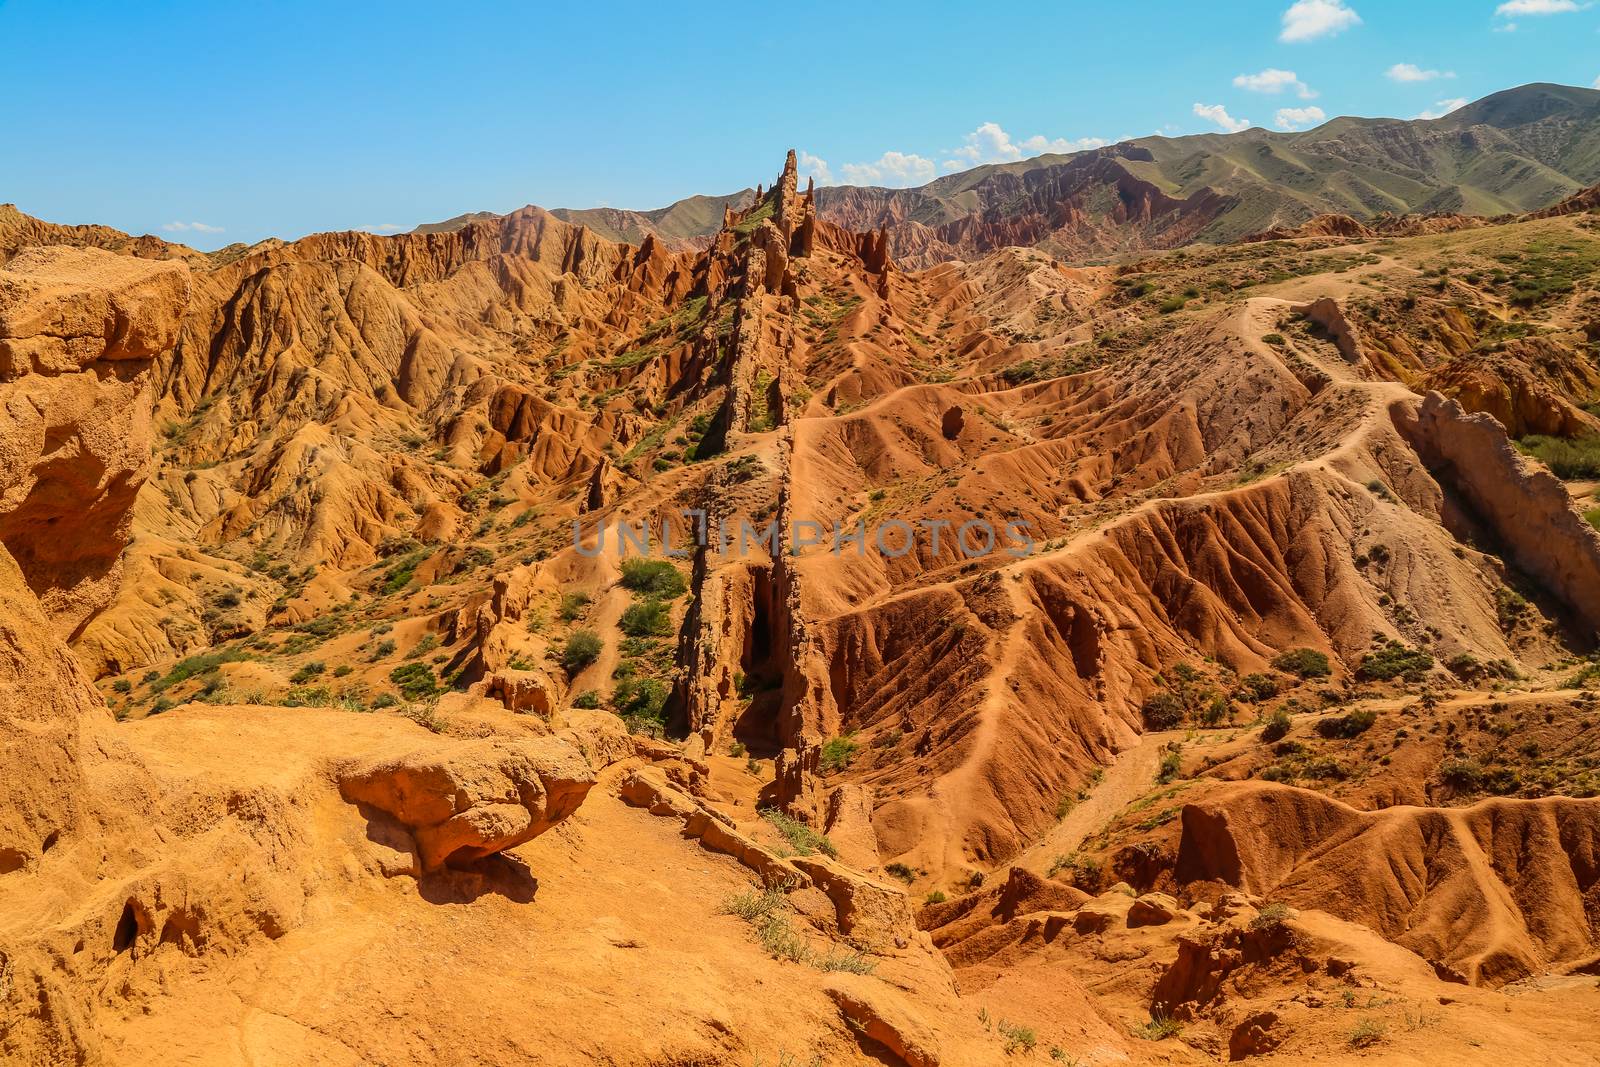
480, 667, 559, 717
1292, 296, 1364, 364
1424, 346, 1600, 438
817, 151, 1233, 269
1524, 181, 1600, 220
0, 246, 185, 873
337, 736, 595, 870
1400, 390, 1600, 635
621, 767, 918, 949
0, 247, 189, 635
824, 977, 942, 1067
1173, 782, 1600, 986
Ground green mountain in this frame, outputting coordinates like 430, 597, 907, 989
422, 84, 1600, 266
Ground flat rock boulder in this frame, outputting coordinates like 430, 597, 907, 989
1128, 892, 1182, 927
824, 975, 941, 1067
1073, 891, 1134, 934
0, 244, 188, 372
338, 736, 594, 870
482, 666, 557, 717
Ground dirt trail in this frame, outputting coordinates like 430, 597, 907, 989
1012, 729, 1180, 875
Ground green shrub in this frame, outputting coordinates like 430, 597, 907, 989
380, 548, 430, 594
1515, 435, 1600, 478
1495, 587, 1530, 631
619, 599, 673, 637
884, 862, 915, 884
620, 559, 688, 598
761, 807, 837, 858
1047, 851, 1103, 891
151, 649, 245, 693
1315, 707, 1377, 738
1348, 1017, 1386, 1049
1234, 673, 1279, 703
720, 884, 787, 924
562, 629, 603, 674
571, 689, 600, 709
1271, 648, 1331, 678
819, 734, 859, 774
1136, 1012, 1183, 1041
997, 1020, 1037, 1054
924, 890, 947, 905
612, 676, 668, 724
1199, 695, 1229, 726
289, 661, 325, 684
112, 679, 132, 693
1440, 757, 1484, 791
1141, 690, 1185, 729
1356, 642, 1432, 682
406, 634, 439, 659
1261, 707, 1293, 742
558, 592, 590, 622
1158, 296, 1186, 314
388, 662, 439, 701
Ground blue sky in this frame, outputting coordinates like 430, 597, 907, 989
2, 0, 1597, 250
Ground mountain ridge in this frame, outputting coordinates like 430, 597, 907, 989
509, 82, 1600, 267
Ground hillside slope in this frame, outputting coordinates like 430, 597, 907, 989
535, 84, 1600, 268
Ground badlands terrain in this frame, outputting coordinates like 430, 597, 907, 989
4, 84, 1600, 1065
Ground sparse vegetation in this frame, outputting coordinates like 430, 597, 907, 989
819, 734, 859, 774
558, 592, 590, 622
619, 558, 688, 598
760, 807, 837, 859
1136, 1012, 1183, 1041
1348, 1017, 1387, 1049
562, 629, 603, 674
388, 662, 439, 701
1356, 641, 1432, 682
1271, 648, 1331, 678
1261, 707, 1293, 742
619, 599, 673, 637
1315, 707, 1377, 739
997, 1019, 1038, 1054
289, 661, 326, 684
612, 676, 668, 730
1516, 434, 1600, 478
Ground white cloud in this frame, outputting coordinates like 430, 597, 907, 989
1386, 63, 1454, 82
1234, 68, 1318, 98
1019, 133, 1110, 154
1593, 74, 1600, 88
838, 151, 937, 187
1193, 103, 1252, 133
1275, 105, 1328, 130
1494, 20, 1519, 30
940, 122, 1108, 173
797, 150, 834, 186
948, 122, 1024, 165
1280, 0, 1361, 42
1495, 0, 1586, 14
1415, 97, 1469, 119
161, 221, 224, 234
